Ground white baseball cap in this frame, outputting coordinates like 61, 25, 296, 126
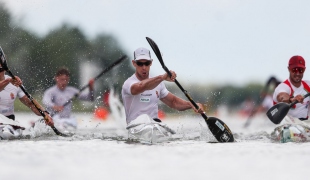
134, 47, 152, 61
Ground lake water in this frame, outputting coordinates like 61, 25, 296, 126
1, 112, 309, 180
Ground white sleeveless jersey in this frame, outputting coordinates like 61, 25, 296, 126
0, 75, 25, 116
273, 79, 310, 119
43, 85, 94, 118
121, 74, 169, 124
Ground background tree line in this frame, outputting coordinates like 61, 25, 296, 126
0, 4, 264, 114
0, 5, 133, 96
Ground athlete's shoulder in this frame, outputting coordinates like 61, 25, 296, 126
274, 82, 291, 93
44, 85, 58, 93
302, 80, 310, 86
277, 82, 290, 88
4, 75, 11, 79
2, 76, 19, 91
126, 74, 137, 81
3, 83, 18, 91
123, 74, 138, 86
66, 86, 79, 93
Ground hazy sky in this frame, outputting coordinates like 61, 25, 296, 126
2, 0, 310, 86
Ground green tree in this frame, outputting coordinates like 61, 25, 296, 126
25, 24, 91, 92
1, 3, 133, 95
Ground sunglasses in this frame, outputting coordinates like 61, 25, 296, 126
0, 67, 4, 72
290, 67, 305, 74
136, 61, 152, 67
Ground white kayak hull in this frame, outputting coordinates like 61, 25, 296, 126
0, 114, 25, 140
52, 114, 77, 132
271, 115, 310, 143
126, 114, 175, 144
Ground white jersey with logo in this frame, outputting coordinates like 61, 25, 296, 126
273, 79, 310, 119
43, 85, 94, 118
0, 75, 25, 116
122, 74, 169, 124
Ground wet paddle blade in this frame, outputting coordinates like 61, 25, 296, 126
146, 36, 235, 143
206, 117, 235, 142
266, 102, 290, 124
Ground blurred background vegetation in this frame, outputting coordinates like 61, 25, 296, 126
0, 4, 266, 115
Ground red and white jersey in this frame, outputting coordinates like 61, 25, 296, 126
121, 74, 169, 124
273, 79, 310, 119
0, 75, 25, 116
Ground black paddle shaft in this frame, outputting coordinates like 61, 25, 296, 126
146, 37, 234, 142
289, 93, 310, 107
0, 47, 67, 136
61, 55, 127, 108
163, 65, 207, 118
146, 39, 202, 113
243, 78, 276, 128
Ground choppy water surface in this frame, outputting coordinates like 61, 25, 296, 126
1, 113, 309, 180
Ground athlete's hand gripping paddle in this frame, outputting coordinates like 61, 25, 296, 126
266, 92, 310, 124
0, 46, 68, 137
146, 37, 234, 142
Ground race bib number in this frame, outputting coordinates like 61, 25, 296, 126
140, 98, 150, 102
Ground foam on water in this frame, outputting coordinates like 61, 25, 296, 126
12, 112, 279, 143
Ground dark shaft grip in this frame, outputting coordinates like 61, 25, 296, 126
290, 92, 310, 108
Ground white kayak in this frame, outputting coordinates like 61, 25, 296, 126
126, 114, 175, 144
0, 114, 25, 140
271, 115, 310, 143
52, 114, 78, 132
30, 114, 77, 135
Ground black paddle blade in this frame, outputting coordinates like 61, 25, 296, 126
146, 37, 163, 62
146, 37, 170, 72
146, 36, 234, 142
51, 126, 70, 137
266, 102, 290, 124
206, 117, 235, 142
37, 119, 70, 137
